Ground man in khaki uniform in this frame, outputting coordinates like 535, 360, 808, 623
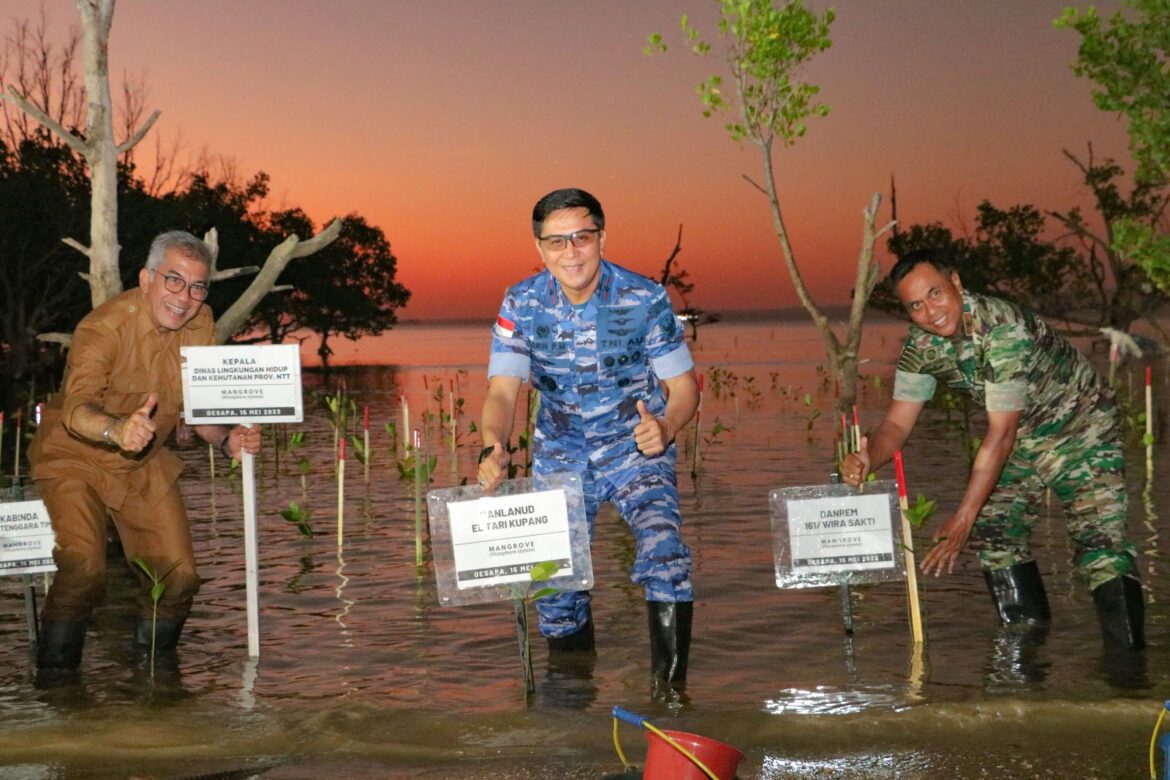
29, 231, 261, 675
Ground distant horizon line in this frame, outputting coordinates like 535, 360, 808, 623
397, 305, 905, 326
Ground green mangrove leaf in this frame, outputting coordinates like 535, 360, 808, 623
530, 561, 560, 582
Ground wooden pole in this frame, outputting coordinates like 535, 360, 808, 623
893, 451, 924, 644
242, 426, 260, 658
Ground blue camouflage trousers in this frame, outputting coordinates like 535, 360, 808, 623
535, 460, 693, 638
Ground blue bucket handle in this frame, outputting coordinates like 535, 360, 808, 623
612, 706, 648, 729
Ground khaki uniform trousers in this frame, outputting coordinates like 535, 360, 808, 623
39, 477, 200, 622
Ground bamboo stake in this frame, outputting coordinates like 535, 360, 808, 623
363, 404, 370, 484
414, 429, 424, 569
837, 412, 847, 472
1146, 365, 1154, 479
337, 437, 346, 550
449, 379, 456, 456
690, 373, 704, 479
401, 396, 410, 454
13, 409, 21, 481
851, 405, 861, 453
893, 451, 924, 645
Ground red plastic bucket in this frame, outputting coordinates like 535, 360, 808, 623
643, 728, 744, 780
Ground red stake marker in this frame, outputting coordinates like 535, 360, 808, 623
893, 450, 923, 644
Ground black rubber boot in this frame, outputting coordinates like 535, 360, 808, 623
134, 618, 185, 653
1091, 576, 1145, 651
546, 616, 595, 654
984, 560, 1051, 625
648, 601, 692, 686
37, 620, 87, 670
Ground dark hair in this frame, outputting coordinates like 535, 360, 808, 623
532, 188, 604, 237
888, 248, 954, 286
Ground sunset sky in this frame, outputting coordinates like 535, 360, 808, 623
7, 1, 1132, 320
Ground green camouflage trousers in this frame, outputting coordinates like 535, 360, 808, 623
970, 418, 1137, 590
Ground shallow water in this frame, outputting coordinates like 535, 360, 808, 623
1, 318, 1167, 779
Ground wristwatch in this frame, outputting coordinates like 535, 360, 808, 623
478, 445, 496, 464
101, 417, 119, 445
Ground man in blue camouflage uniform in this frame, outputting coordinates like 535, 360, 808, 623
478, 188, 700, 686
844, 250, 1144, 650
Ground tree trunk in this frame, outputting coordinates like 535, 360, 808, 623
213, 218, 341, 344
318, 328, 334, 372
76, 0, 121, 308
5, 2, 342, 361
752, 136, 891, 422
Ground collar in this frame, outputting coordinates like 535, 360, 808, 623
959, 289, 977, 339
132, 287, 159, 341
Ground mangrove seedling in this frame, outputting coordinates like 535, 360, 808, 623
902, 494, 937, 528
280, 500, 314, 538
280, 430, 307, 477
396, 449, 437, 483
349, 434, 370, 467
702, 418, 730, 452
510, 561, 562, 695
802, 393, 821, 441
741, 374, 762, 406
131, 557, 180, 681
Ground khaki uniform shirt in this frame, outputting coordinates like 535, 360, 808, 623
28, 287, 215, 510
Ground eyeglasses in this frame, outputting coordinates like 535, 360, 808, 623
538, 228, 602, 252
155, 271, 210, 301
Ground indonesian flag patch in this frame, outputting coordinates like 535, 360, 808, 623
494, 315, 516, 339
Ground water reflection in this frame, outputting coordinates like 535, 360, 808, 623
982, 624, 1050, 693
1145, 470, 1160, 594
0, 324, 1166, 778
763, 685, 904, 715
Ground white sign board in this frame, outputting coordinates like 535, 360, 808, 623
787, 492, 895, 573
180, 344, 303, 425
449, 488, 573, 589
0, 500, 56, 576
427, 472, 593, 607
770, 481, 904, 588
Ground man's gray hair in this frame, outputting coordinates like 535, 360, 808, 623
145, 230, 213, 270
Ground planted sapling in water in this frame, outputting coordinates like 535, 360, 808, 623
510, 561, 562, 695
131, 557, 180, 681
280, 500, 314, 538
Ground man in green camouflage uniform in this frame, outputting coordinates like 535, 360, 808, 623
843, 250, 1144, 650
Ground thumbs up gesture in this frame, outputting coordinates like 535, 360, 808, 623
842, 434, 871, 487
117, 393, 158, 453
634, 399, 669, 457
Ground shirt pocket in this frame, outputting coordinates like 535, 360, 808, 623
107, 370, 152, 414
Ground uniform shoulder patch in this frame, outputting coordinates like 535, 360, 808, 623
494, 315, 516, 339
